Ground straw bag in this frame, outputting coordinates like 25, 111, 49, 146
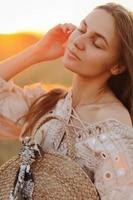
0, 114, 100, 200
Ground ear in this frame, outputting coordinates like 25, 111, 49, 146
110, 64, 126, 75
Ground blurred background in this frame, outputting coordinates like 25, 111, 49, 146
0, 0, 132, 165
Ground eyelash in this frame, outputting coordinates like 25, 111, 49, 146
77, 28, 85, 34
77, 28, 101, 49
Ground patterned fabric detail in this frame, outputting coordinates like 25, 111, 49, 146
0, 77, 133, 199
34, 88, 133, 199
9, 137, 42, 199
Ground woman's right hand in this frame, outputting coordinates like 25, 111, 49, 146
33, 23, 77, 62
0, 23, 76, 81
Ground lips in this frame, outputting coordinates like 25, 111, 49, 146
67, 48, 81, 61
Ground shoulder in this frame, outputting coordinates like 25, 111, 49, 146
98, 102, 133, 128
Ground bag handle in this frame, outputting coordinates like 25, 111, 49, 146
20, 114, 76, 160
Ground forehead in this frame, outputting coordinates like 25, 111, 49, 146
84, 9, 120, 48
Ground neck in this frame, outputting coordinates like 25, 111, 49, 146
71, 74, 114, 108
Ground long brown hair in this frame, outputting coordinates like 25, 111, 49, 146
19, 2, 133, 135
95, 3, 133, 123
17, 86, 68, 136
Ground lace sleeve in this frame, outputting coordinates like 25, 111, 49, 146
0, 76, 46, 125
93, 127, 133, 200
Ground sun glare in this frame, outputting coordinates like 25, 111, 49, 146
0, 0, 132, 34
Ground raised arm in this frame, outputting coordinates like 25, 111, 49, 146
0, 45, 41, 81
0, 23, 76, 81
0, 23, 76, 138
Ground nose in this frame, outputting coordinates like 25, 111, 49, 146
72, 34, 86, 51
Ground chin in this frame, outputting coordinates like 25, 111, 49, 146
62, 52, 79, 72
62, 57, 78, 73
62, 57, 91, 78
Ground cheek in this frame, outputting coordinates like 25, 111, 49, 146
81, 51, 113, 76
83, 49, 107, 66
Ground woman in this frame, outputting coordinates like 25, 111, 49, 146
0, 2, 133, 199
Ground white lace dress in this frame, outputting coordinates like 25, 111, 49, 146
0, 76, 133, 200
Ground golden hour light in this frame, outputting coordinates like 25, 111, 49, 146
0, 0, 132, 34
0, 5, 133, 200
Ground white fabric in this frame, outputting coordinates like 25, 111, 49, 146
0, 76, 133, 199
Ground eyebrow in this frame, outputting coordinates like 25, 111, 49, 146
81, 19, 109, 47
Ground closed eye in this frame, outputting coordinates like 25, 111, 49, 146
93, 42, 101, 49
77, 28, 85, 34
77, 28, 102, 49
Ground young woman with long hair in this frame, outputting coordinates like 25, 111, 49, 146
0, 2, 133, 199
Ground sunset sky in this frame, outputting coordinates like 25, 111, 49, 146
0, 0, 132, 34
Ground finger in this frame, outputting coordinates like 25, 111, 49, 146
49, 23, 64, 33
67, 23, 77, 32
61, 23, 69, 33
62, 23, 77, 33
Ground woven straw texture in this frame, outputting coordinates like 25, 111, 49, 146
0, 114, 100, 199
0, 152, 99, 199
